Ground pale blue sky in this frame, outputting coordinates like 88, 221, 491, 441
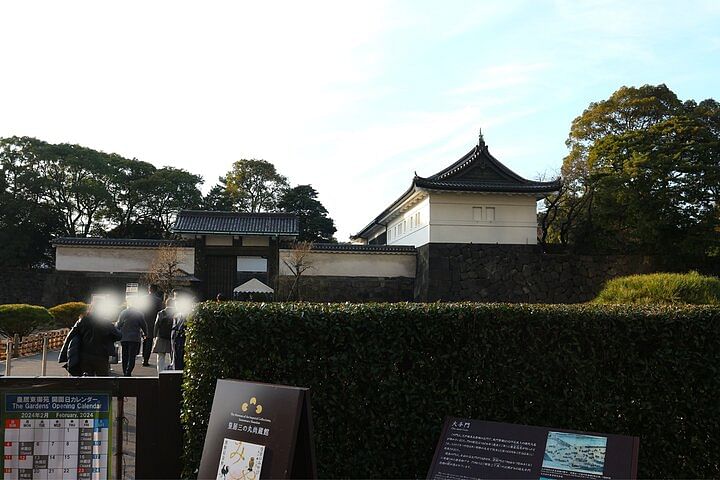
1, 0, 718, 240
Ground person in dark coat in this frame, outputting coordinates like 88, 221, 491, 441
170, 311, 186, 370
152, 298, 175, 373
142, 284, 164, 367
59, 301, 121, 376
116, 297, 148, 377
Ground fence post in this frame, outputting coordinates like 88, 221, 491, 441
40, 335, 48, 376
5, 338, 12, 376
156, 371, 184, 479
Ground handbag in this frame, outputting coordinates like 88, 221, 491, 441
110, 342, 119, 364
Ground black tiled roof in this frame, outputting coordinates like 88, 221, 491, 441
416, 142, 561, 192
52, 237, 191, 247
310, 243, 416, 253
414, 178, 561, 193
173, 210, 299, 236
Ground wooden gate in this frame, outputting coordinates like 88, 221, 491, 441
205, 255, 236, 299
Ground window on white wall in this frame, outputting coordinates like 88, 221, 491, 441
486, 207, 495, 222
410, 216, 415, 229
416, 212, 421, 225
473, 207, 483, 221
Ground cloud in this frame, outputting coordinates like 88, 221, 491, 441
447, 62, 551, 95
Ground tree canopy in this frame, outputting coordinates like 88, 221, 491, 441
278, 185, 337, 242
1, 138, 338, 267
223, 159, 288, 212
0, 136, 204, 267
541, 84, 720, 257
208, 160, 337, 242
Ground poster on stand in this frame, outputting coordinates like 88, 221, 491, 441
198, 379, 316, 480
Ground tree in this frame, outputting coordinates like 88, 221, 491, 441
139, 167, 204, 237
202, 181, 235, 211
282, 241, 315, 300
223, 159, 288, 212
1, 136, 208, 268
104, 156, 157, 238
277, 184, 337, 242
143, 246, 188, 295
544, 84, 720, 256
0, 137, 60, 267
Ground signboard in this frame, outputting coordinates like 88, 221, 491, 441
198, 379, 316, 479
1, 392, 112, 480
427, 417, 639, 480
125, 283, 139, 297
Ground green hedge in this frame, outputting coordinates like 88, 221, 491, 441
48, 302, 88, 328
0, 304, 54, 337
182, 302, 720, 478
595, 271, 720, 305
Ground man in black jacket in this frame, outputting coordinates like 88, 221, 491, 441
59, 299, 122, 376
116, 297, 148, 377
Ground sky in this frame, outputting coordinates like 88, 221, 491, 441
1, 1, 719, 241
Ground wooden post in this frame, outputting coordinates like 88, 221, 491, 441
40, 335, 48, 376
116, 396, 124, 480
5, 338, 12, 376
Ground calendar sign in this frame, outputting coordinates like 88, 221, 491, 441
1, 393, 112, 480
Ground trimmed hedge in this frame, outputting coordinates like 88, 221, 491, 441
595, 271, 720, 305
182, 302, 720, 478
48, 302, 88, 328
0, 304, 54, 337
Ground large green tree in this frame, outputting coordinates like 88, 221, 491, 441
0, 137, 59, 267
278, 185, 337, 242
0, 136, 205, 266
139, 167, 204, 236
221, 159, 289, 212
541, 84, 720, 256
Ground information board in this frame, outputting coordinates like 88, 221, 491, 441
427, 417, 639, 480
198, 379, 316, 480
1, 393, 112, 480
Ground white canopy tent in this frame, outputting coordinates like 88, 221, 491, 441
233, 278, 274, 294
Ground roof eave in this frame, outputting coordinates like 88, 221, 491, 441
352, 181, 423, 239
173, 229, 299, 236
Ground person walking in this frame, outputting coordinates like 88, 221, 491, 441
59, 297, 122, 376
170, 309, 187, 370
116, 296, 148, 377
152, 298, 175, 373
142, 284, 164, 367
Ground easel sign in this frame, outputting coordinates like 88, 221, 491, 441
427, 417, 639, 480
198, 379, 316, 480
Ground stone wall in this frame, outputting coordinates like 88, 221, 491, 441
2, 270, 145, 307
5, 247, 718, 306
277, 275, 414, 302
413, 243, 699, 303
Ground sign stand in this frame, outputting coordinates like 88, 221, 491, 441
198, 379, 316, 479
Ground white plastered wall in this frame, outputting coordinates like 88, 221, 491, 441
386, 197, 430, 247
55, 246, 196, 274
428, 192, 538, 245
279, 250, 415, 278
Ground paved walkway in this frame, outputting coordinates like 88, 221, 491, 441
1, 349, 161, 479
0, 350, 159, 377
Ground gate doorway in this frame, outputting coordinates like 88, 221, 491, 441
205, 255, 236, 299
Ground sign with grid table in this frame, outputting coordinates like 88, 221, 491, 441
1, 393, 111, 480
